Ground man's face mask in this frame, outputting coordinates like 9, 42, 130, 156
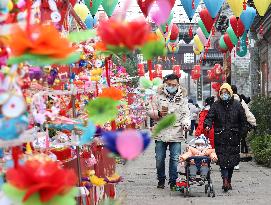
165, 86, 178, 94
220, 93, 231, 101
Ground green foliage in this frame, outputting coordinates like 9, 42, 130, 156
249, 96, 271, 167
250, 134, 271, 168
250, 96, 271, 135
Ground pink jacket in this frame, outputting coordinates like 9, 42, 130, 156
180, 146, 218, 161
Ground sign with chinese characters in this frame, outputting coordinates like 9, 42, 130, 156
197, 76, 203, 101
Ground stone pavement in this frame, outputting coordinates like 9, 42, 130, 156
117, 142, 271, 205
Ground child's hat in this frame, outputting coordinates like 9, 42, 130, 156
195, 134, 207, 145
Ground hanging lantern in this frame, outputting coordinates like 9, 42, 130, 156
172, 65, 181, 77
207, 69, 216, 81
191, 65, 201, 80
155, 64, 163, 78
137, 63, 145, 76
213, 64, 222, 76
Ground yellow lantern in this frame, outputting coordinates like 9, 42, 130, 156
194, 35, 204, 52
7, 0, 13, 11
74, 3, 90, 22
227, 0, 247, 18
193, 47, 201, 55
253, 0, 271, 16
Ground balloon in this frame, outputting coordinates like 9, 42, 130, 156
193, 46, 201, 55
170, 24, 179, 41
226, 27, 238, 45
253, 0, 271, 17
196, 28, 207, 46
116, 130, 144, 160
137, 0, 154, 17
199, 9, 215, 32
180, 0, 201, 21
84, 0, 103, 17
198, 20, 210, 38
223, 33, 234, 51
74, 3, 90, 21
156, 28, 164, 39
101, 0, 118, 17
240, 6, 256, 31
168, 43, 179, 53
237, 32, 248, 57
203, 0, 225, 18
160, 11, 174, 33
226, 0, 247, 18
84, 15, 97, 29
229, 16, 245, 37
149, 0, 172, 26
219, 36, 228, 50
194, 35, 204, 52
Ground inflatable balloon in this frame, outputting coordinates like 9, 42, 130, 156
229, 16, 245, 37
160, 11, 174, 33
226, 27, 238, 45
198, 20, 210, 38
196, 28, 208, 45
102, 0, 118, 17
137, 0, 154, 17
150, 0, 172, 26
253, 0, 271, 17
194, 35, 204, 52
84, 15, 97, 29
74, 3, 90, 21
223, 33, 234, 51
170, 24, 179, 41
237, 32, 248, 57
199, 9, 215, 32
193, 46, 201, 55
203, 0, 225, 18
240, 6, 256, 31
227, 0, 247, 18
84, 0, 103, 17
180, 0, 201, 21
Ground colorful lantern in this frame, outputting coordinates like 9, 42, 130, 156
181, 0, 201, 21
203, 0, 225, 18
199, 9, 215, 33
173, 65, 181, 77
240, 6, 256, 31
84, 0, 103, 17
227, 0, 247, 18
138, 63, 145, 76
102, 0, 119, 17
229, 16, 245, 37
253, 0, 271, 17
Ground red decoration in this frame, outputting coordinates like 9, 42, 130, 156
170, 24, 179, 41
189, 25, 193, 38
155, 64, 163, 78
191, 65, 201, 80
223, 34, 234, 51
137, 0, 175, 17
6, 160, 76, 203
173, 65, 181, 77
213, 64, 222, 76
199, 9, 215, 33
207, 69, 216, 81
230, 16, 245, 37
138, 63, 145, 76
243, 0, 247, 10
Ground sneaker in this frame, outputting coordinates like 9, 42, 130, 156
157, 180, 165, 189
234, 165, 239, 170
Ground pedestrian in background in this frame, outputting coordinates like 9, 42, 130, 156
204, 83, 247, 192
188, 99, 198, 136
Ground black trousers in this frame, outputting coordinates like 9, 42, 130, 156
220, 167, 234, 180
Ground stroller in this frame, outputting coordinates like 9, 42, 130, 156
176, 137, 215, 197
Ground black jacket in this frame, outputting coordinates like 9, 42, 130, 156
204, 98, 247, 168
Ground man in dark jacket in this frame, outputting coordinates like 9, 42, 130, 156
204, 83, 247, 192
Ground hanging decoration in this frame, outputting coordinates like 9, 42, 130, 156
102, 0, 119, 17
180, 0, 201, 21
227, 0, 247, 18
84, 15, 98, 29
191, 65, 201, 80
236, 32, 248, 57
173, 65, 181, 77
240, 6, 256, 31
253, 0, 271, 17
229, 16, 245, 37
203, 0, 225, 18
84, 0, 103, 17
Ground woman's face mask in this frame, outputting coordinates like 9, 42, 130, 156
220, 93, 231, 101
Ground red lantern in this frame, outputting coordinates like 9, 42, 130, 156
173, 65, 181, 77
155, 64, 163, 78
191, 65, 201, 80
213, 64, 222, 76
137, 63, 145, 76
170, 24, 179, 41
207, 69, 216, 81
212, 82, 221, 92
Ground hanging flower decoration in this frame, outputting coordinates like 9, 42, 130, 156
101, 129, 151, 160
86, 97, 120, 125
2, 159, 77, 205
98, 87, 123, 101
7, 25, 95, 66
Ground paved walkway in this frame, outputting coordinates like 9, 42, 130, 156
117, 142, 271, 205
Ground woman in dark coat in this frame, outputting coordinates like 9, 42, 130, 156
204, 83, 247, 192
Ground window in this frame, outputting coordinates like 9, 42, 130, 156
184, 53, 194, 64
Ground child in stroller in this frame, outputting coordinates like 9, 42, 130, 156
176, 135, 217, 196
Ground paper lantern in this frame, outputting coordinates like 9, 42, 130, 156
237, 32, 248, 57
198, 20, 210, 38
223, 33, 234, 51
226, 27, 238, 45
203, 0, 225, 18
227, 0, 247, 18
191, 65, 201, 80
74, 3, 90, 21
84, 0, 103, 17
219, 35, 228, 50
138, 63, 145, 76
230, 16, 245, 37
181, 0, 201, 21
194, 35, 204, 52
196, 28, 208, 46
170, 24, 179, 41
150, 0, 175, 26
173, 65, 181, 77
213, 64, 222, 76
137, 0, 154, 17
199, 9, 215, 33
240, 6, 256, 31
102, 0, 118, 17
253, 0, 271, 17
84, 15, 97, 29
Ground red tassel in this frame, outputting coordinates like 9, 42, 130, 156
147, 60, 153, 80
166, 24, 168, 33
189, 25, 193, 38
105, 57, 111, 87
12, 146, 22, 168
122, 54, 126, 63
212, 27, 216, 36
90, 0, 93, 8
260, 23, 264, 35
243, 0, 247, 10
111, 121, 117, 131
192, 0, 195, 9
